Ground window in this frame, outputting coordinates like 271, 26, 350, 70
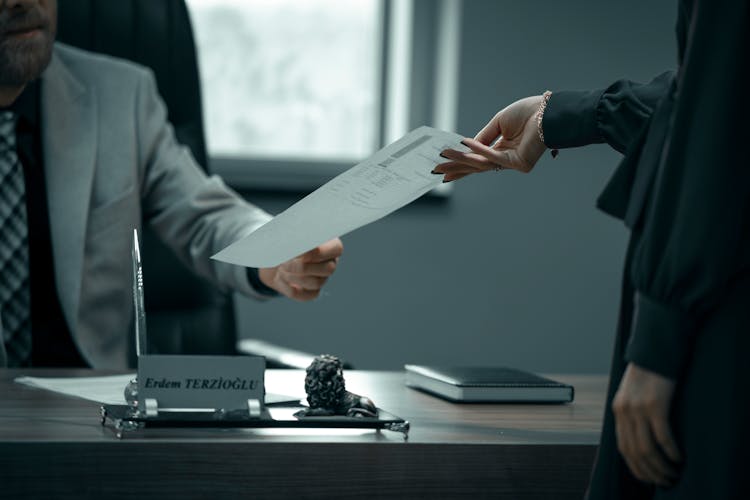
186, 0, 382, 161
186, 0, 462, 193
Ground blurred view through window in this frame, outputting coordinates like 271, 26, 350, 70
186, 0, 382, 161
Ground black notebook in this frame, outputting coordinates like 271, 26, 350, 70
404, 365, 574, 403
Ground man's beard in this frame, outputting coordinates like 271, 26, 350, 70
0, 9, 55, 86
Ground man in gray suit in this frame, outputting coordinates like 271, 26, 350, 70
0, 0, 343, 368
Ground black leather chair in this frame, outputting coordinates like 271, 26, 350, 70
56, 0, 236, 361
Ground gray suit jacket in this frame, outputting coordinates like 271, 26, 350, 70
0, 44, 272, 368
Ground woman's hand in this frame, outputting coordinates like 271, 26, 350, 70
433, 95, 548, 182
612, 363, 682, 487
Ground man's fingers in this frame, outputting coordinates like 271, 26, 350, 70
307, 260, 337, 277
281, 272, 327, 292
285, 259, 337, 277
300, 238, 344, 263
272, 270, 326, 302
268, 273, 293, 299
277, 257, 336, 294
269, 239, 342, 302
287, 284, 320, 302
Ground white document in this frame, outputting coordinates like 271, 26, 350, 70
15, 374, 301, 405
15, 374, 135, 405
212, 126, 469, 268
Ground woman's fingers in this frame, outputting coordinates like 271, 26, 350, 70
432, 160, 483, 176
632, 416, 678, 485
439, 150, 497, 170
442, 172, 470, 183
473, 111, 503, 145
651, 413, 682, 463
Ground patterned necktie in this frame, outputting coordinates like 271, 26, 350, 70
0, 111, 31, 367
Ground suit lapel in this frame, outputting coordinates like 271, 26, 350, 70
40, 48, 98, 334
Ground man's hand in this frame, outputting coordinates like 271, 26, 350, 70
612, 363, 682, 487
258, 238, 343, 301
433, 95, 547, 182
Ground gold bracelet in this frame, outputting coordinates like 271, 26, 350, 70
536, 90, 558, 157
536, 90, 552, 146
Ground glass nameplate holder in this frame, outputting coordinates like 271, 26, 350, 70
101, 355, 409, 440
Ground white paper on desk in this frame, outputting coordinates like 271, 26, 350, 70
15, 374, 135, 405
212, 126, 469, 268
14, 374, 300, 405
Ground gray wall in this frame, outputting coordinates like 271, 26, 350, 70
234, 1, 677, 374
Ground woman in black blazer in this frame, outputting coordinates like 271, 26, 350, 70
435, 1, 749, 498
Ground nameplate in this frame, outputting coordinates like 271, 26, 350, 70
137, 354, 265, 412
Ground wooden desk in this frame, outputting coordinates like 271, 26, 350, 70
0, 369, 606, 499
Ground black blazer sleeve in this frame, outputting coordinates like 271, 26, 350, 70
542, 71, 675, 154
624, 0, 750, 379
